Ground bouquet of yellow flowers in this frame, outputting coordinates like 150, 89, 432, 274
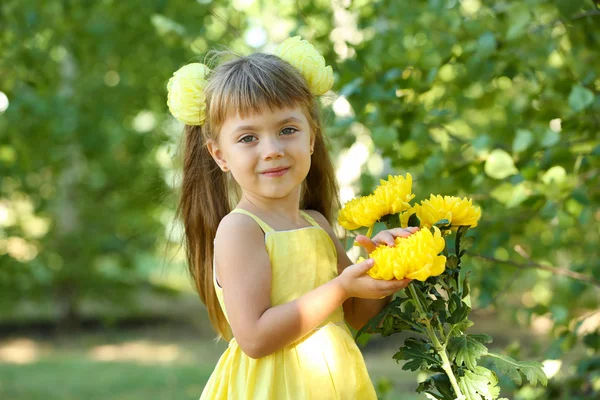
339, 173, 546, 400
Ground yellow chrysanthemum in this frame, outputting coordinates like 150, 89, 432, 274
338, 173, 414, 231
166, 63, 210, 126
338, 195, 387, 230
360, 227, 447, 282
407, 195, 481, 230
373, 173, 415, 215
273, 36, 334, 95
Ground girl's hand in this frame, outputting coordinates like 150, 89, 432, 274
338, 258, 412, 300
355, 227, 420, 255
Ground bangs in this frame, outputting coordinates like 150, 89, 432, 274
206, 53, 312, 128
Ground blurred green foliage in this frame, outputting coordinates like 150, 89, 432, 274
1, 0, 598, 398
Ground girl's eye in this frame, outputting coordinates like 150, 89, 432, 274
281, 127, 298, 135
239, 135, 256, 143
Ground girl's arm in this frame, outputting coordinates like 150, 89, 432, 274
306, 211, 397, 330
214, 212, 408, 359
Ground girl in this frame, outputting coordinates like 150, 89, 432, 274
167, 38, 417, 399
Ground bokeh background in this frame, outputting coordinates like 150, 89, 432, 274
1, 0, 599, 399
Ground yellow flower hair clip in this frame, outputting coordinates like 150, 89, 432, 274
273, 36, 334, 96
166, 63, 210, 126
166, 36, 333, 125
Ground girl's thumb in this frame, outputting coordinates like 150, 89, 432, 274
358, 258, 375, 274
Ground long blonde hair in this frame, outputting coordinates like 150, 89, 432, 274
175, 52, 339, 340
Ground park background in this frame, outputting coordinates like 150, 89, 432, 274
1, 0, 599, 399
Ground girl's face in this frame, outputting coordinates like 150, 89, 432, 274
208, 105, 314, 202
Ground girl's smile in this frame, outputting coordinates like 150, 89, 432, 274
260, 166, 290, 177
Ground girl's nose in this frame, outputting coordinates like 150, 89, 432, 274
263, 139, 284, 160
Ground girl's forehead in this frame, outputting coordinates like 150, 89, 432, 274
221, 105, 307, 129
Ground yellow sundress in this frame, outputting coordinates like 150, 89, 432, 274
200, 208, 377, 400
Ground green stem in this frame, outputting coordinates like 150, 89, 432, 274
409, 284, 464, 399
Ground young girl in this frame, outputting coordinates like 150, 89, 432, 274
167, 37, 417, 399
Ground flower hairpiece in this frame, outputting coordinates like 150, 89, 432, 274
273, 36, 333, 96
166, 63, 210, 126
165, 36, 334, 126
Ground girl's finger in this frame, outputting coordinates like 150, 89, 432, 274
381, 278, 412, 291
375, 231, 396, 246
354, 234, 377, 254
388, 227, 419, 238
355, 258, 375, 274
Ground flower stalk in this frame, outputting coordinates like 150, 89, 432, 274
409, 284, 464, 398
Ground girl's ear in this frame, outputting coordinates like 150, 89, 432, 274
206, 139, 229, 172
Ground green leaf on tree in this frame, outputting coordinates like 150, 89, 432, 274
487, 352, 548, 386
448, 334, 492, 370
484, 149, 518, 180
568, 84, 595, 112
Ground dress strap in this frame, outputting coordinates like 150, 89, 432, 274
230, 208, 274, 233
300, 210, 321, 228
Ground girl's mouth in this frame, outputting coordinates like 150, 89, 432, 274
261, 167, 290, 177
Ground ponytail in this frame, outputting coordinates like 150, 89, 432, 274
175, 124, 232, 340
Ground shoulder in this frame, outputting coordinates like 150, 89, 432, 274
213, 211, 271, 288
304, 209, 339, 241
216, 211, 264, 238
214, 212, 267, 259
304, 209, 332, 230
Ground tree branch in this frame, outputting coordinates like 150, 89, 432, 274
465, 251, 600, 288
531, 9, 600, 33
571, 10, 600, 20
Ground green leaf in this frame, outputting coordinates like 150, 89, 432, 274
448, 293, 470, 324
417, 374, 455, 400
477, 32, 497, 56
453, 319, 475, 337
487, 352, 548, 386
568, 84, 595, 112
490, 182, 530, 208
407, 212, 420, 228
540, 129, 560, 148
381, 213, 401, 229
355, 296, 409, 340
431, 298, 448, 323
372, 126, 398, 149
393, 338, 440, 371
455, 225, 470, 256
484, 149, 518, 180
506, 4, 531, 40
458, 366, 501, 400
462, 273, 470, 299
448, 334, 492, 370
541, 166, 567, 185
446, 255, 459, 269
513, 129, 534, 153
433, 218, 451, 228
583, 332, 600, 352
557, 0, 585, 17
